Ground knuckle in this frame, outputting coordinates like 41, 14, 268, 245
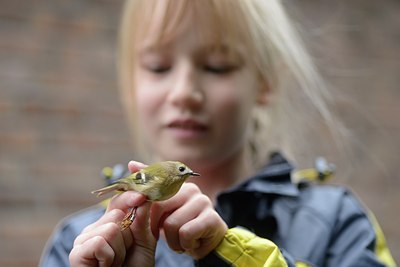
73, 235, 85, 247
81, 223, 93, 234
202, 209, 226, 230
91, 235, 108, 247
107, 209, 124, 220
103, 222, 120, 234
101, 222, 122, 242
163, 216, 180, 231
92, 236, 116, 265
192, 194, 212, 207
179, 226, 192, 241
205, 208, 218, 219
69, 246, 82, 265
182, 182, 201, 194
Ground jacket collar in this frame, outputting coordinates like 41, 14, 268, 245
218, 152, 299, 198
215, 152, 298, 238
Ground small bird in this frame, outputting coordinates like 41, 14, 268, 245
92, 161, 200, 200
92, 161, 200, 229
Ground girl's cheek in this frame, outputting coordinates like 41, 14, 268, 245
136, 88, 164, 115
135, 90, 160, 139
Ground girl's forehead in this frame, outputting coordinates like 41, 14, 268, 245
131, 0, 248, 52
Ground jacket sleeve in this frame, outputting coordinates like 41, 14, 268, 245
39, 223, 75, 267
326, 190, 396, 267
368, 212, 397, 267
39, 206, 105, 267
197, 227, 294, 267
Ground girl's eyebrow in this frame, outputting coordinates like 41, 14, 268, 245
137, 41, 243, 61
137, 45, 166, 54
203, 44, 244, 61
207, 43, 246, 58
136, 39, 172, 54
203, 43, 235, 53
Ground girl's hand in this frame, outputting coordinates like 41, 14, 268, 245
69, 162, 157, 267
150, 183, 228, 259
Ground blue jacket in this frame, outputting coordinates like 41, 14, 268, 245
40, 153, 396, 266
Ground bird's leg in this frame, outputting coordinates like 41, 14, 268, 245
118, 206, 138, 231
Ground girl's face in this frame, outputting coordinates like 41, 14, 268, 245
132, 7, 268, 168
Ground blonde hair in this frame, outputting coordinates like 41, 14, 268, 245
118, 0, 343, 167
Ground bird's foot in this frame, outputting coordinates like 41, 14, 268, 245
118, 206, 137, 230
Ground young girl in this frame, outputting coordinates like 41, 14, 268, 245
40, 0, 396, 266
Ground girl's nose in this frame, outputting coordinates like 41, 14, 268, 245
168, 63, 204, 110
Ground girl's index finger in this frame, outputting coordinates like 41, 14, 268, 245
106, 191, 147, 213
128, 160, 148, 173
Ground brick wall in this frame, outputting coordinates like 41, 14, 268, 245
0, 0, 399, 265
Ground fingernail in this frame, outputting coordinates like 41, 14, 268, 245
128, 160, 147, 168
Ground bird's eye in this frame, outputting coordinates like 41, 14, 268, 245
178, 166, 186, 172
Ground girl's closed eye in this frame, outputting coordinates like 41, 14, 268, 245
203, 63, 238, 74
139, 51, 172, 74
148, 64, 171, 74
143, 60, 172, 74
203, 49, 243, 75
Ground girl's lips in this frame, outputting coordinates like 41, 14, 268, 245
167, 119, 208, 129
166, 119, 209, 139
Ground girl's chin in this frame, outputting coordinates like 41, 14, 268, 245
158, 148, 211, 164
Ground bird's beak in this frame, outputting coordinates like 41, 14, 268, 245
191, 172, 200, 177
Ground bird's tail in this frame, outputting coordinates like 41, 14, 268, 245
91, 181, 130, 197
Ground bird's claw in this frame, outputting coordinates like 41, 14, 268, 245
118, 206, 137, 230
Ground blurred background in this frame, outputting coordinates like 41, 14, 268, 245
0, 0, 398, 266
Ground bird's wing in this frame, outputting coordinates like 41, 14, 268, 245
132, 171, 155, 185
